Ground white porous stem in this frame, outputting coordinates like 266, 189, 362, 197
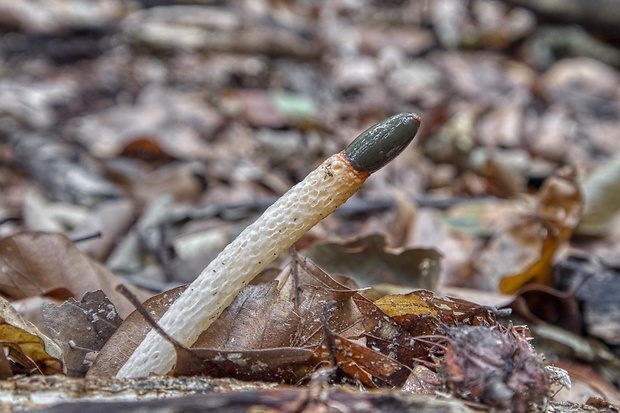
117, 152, 367, 377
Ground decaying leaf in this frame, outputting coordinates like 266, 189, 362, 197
195, 254, 366, 351
0, 296, 62, 375
0, 232, 150, 317
317, 332, 411, 388
375, 289, 504, 331
112, 284, 315, 382
41, 291, 123, 377
306, 234, 442, 290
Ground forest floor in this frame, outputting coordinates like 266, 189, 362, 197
1, 1, 620, 412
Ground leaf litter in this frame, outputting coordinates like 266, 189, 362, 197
83, 252, 553, 411
2, 0, 620, 410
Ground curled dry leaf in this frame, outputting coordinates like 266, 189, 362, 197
0, 296, 62, 375
0, 232, 150, 318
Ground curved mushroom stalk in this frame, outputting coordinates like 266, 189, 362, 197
117, 112, 421, 378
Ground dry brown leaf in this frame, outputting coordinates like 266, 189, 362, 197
316, 332, 411, 388
173, 346, 314, 382
41, 291, 123, 377
0, 232, 150, 317
90, 254, 367, 379
113, 285, 316, 382
353, 295, 430, 369
0, 296, 62, 375
194, 254, 366, 350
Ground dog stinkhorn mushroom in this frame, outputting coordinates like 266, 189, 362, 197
117, 112, 421, 378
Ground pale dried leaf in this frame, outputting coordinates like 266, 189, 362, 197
0, 296, 62, 375
42, 291, 123, 377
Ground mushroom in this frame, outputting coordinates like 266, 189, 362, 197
117, 112, 421, 378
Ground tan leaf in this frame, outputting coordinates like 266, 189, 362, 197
0, 296, 62, 375
90, 254, 367, 379
0, 232, 150, 317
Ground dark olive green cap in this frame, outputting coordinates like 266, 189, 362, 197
344, 112, 421, 174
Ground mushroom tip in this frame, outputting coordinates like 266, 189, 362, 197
344, 112, 422, 174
